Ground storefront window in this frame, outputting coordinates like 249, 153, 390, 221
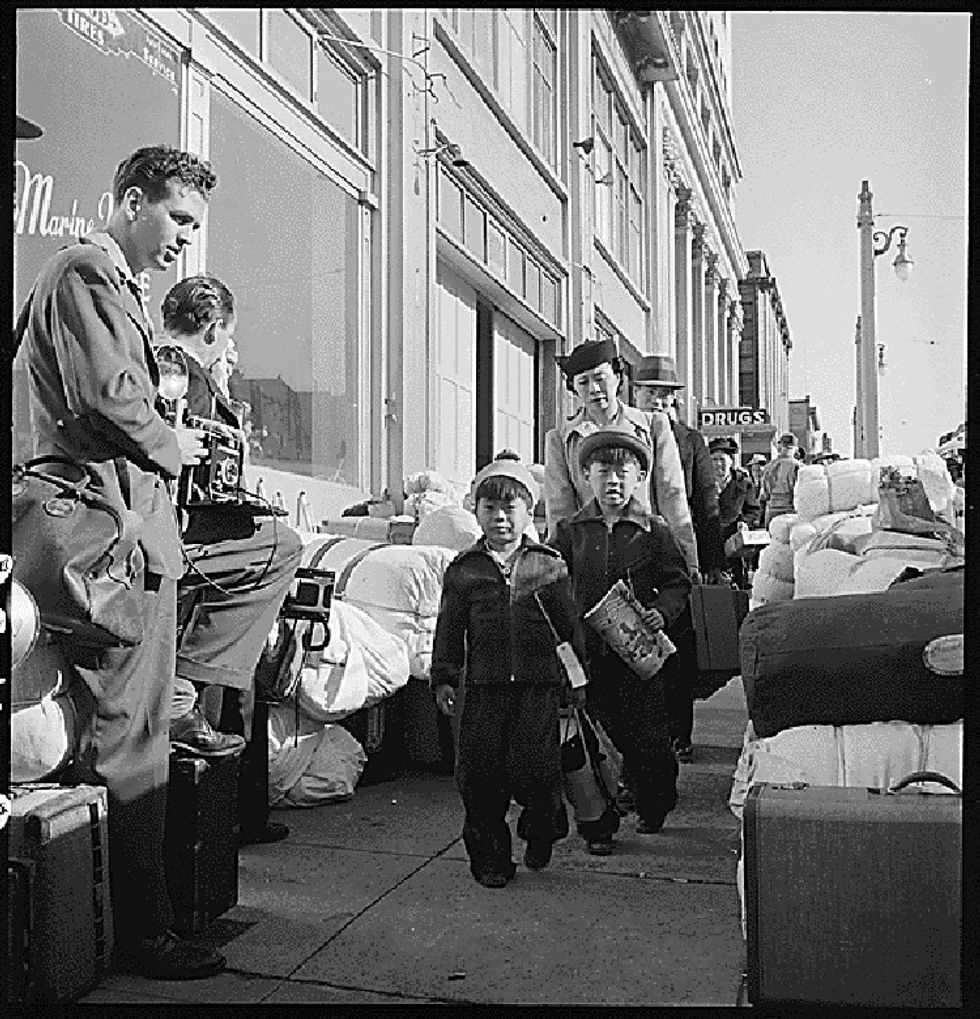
14, 9, 183, 457
207, 89, 362, 486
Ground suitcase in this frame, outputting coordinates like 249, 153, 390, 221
743, 773, 962, 1007
7, 783, 114, 1003
5, 859, 35, 1004
740, 568, 963, 738
690, 584, 750, 673
165, 750, 242, 936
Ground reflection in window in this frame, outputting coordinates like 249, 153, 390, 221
203, 8, 260, 57
316, 44, 360, 148
207, 90, 362, 486
266, 9, 312, 99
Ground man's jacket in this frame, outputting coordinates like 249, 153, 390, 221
429, 537, 586, 690
551, 498, 693, 665
543, 402, 697, 572
13, 234, 183, 579
671, 418, 727, 572
718, 469, 762, 538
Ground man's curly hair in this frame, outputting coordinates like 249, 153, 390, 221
162, 275, 235, 337
113, 145, 217, 203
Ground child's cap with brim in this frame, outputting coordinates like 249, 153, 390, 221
471, 460, 540, 506
578, 430, 651, 473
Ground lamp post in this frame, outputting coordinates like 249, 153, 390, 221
856, 180, 913, 458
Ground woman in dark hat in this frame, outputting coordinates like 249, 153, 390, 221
709, 436, 761, 589
543, 339, 697, 572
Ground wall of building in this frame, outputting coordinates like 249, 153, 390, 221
15, 8, 769, 527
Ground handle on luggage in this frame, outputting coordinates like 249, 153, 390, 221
888, 771, 961, 796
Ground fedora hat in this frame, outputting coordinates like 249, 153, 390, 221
578, 430, 651, 473
708, 436, 739, 456
556, 338, 617, 380
634, 354, 684, 389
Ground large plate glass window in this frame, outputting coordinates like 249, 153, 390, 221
207, 89, 363, 487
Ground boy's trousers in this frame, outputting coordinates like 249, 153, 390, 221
587, 652, 679, 826
455, 685, 569, 877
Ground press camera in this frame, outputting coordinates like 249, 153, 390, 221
281, 567, 335, 652
180, 414, 246, 507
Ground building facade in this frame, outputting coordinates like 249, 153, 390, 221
737, 249, 791, 459
14, 8, 749, 523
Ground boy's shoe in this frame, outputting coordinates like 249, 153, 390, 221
115, 931, 226, 980
524, 840, 553, 871
475, 871, 510, 889
586, 835, 614, 856
636, 813, 668, 834
672, 738, 694, 763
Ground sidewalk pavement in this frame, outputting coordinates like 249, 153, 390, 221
81, 678, 749, 1006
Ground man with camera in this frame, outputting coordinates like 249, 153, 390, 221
13, 146, 224, 980
158, 275, 304, 844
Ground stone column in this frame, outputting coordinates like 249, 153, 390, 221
690, 222, 706, 416
674, 187, 694, 421
728, 297, 743, 406
703, 251, 719, 407
716, 278, 729, 404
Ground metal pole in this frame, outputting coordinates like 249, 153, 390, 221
854, 315, 863, 456
858, 180, 879, 458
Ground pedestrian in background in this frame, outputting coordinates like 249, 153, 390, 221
709, 437, 762, 589
431, 460, 585, 888
13, 145, 223, 980
631, 354, 726, 764
543, 339, 698, 574
552, 431, 691, 856
759, 432, 801, 529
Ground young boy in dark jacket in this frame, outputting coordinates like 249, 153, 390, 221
431, 459, 588, 888
552, 430, 692, 855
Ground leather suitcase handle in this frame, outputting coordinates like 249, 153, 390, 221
889, 771, 961, 795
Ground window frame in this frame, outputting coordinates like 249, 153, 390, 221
591, 53, 646, 288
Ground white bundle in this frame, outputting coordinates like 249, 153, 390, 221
756, 541, 795, 585
789, 521, 817, 551
412, 504, 482, 550
837, 556, 939, 596
794, 548, 861, 599
751, 569, 795, 606
913, 452, 956, 519
794, 459, 878, 521
268, 705, 366, 807
767, 512, 799, 544
403, 469, 464, 521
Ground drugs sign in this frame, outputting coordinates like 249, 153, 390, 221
698, 407, 771, 431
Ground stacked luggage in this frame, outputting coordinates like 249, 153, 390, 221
731, 455, 964, 1008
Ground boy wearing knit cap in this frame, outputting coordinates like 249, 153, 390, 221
430, 457, 588, 888
552, 430, 691, 854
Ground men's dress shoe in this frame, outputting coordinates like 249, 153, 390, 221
170, 708, 246, 758
524, 839, 553, 871
672, 739, 694, 763
239, 820, 289, 846
475, 871, 510, 889
116, 931, 225, 980
636, 814, 668, 835
587, 836, 614, 856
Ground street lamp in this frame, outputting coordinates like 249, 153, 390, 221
856, 180, 912, 459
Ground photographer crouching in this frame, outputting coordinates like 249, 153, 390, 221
157, 275, 303, 846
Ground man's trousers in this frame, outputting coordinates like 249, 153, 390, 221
455, 685, 569, 878
65, 574, 177, 943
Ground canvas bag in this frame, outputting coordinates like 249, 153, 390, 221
561, 707, 623, 824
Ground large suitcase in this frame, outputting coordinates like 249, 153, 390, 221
690, 584, 750, 673
7, 783, 114, 1003
740, 567, 963, 738
165, 750, 242, 936
743, 774, 962, 1007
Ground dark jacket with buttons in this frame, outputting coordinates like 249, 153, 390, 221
671, 418, 727, 572
551, 498, 692, 665
429, 536, 586, 690
717, 468, 762, 540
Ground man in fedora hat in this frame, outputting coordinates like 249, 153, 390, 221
632, 354, 728, 763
